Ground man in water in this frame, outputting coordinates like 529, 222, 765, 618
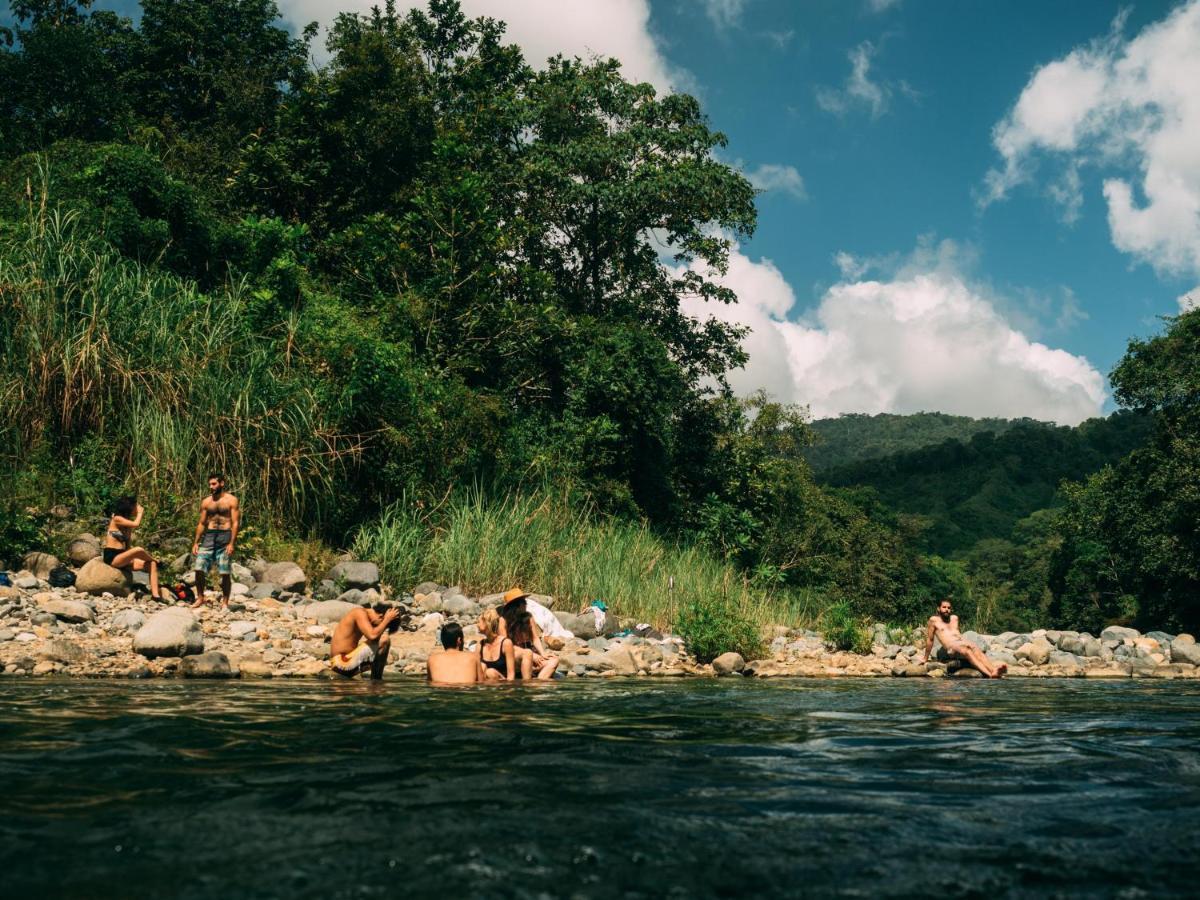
426, 623, 483, 684
191, 473, 239, 609
330, 604, 398, 679
921, 598, 1007, 678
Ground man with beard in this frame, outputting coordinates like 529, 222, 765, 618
190, 473, 240, 609
921, 598, 1007, 678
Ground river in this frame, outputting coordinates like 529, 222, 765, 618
2, 679, 1199, 898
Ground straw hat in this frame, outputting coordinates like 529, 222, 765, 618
502, 587, 529, 605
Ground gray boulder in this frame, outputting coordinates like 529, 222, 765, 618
15, 575, 40, 590
335, 589, 367, 607
75, 558, 129, 595
328, 561, 380, 591
262, 562, 306, 593
228, 621, 258, 639
1058, 634, 1085, 655
961, 631, 989, 651
414, 581, 442, 596
22, 552, 59, 579
313, 579, 339, 600
246, 557, 270, 581
133, 608, 204, 658
442, 594, 479, 617
251, 582, 279, 600
180, 651, 234, 678
231, 562, 255, 586
558, 611, 598, 640
712, 651, 746, 675
604, 647, 640, 676
1048, 650, 1083, 669
1101, 625, 1139, 642
1015, 638, 1053, 666
110, 609, 145, 633
1170, 639, 1200, 667
42, 599, 95, 623
66, 534, 100, 566
300, 600, 359, 624
38, 639, 86, 664
1080, 635, 1103, 658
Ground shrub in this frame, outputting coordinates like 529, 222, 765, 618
821, 601, 872, 654
674, 592, 764, 663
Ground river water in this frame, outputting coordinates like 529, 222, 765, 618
2, 679, 1199, 898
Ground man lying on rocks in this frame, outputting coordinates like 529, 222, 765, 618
922, 599, 1007, 678
329, 603, 399, 679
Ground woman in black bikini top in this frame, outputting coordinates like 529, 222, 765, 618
476, 608, 515, 682
102, 495, 162, 600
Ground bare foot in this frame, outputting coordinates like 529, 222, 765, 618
993, 663, 1008, 678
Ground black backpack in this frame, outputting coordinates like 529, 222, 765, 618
48, 566, 76, 588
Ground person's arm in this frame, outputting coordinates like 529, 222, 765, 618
503, 639, 516, 682
113, 504, 145, 530
921, 619, 935, 663
227, 496, 240, 555
477, 655, 487, 683
356, 608, 396, 641
192, 502, 209, 555
531, 621, 551, 658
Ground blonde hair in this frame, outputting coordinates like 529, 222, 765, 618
479, 607, 500, 640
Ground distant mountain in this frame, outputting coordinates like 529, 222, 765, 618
804, 412, 1028, 472
813, 411, 1155, 557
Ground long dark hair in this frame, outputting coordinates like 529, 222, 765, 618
110, 495, 137, 518
508, 611, 535, 647
500, 597, 526, 636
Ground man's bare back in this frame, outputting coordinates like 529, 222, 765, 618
426, 623, 482, 684
330, 607, 396, 679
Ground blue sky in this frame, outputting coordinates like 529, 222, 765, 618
9, 0, 1199, 423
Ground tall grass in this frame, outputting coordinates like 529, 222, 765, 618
0, 201, 352, 524
354, 488, 822, 656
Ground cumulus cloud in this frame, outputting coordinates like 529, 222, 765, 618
278, 0, 679, 90
702, 0, 748, 31
744, 163, 807, 201
1181, 288, 1200, 312
815, 41, 891, 118
682, 240, 1106, 425
984, 1, 1200, 279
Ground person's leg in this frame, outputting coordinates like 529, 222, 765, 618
192, 550, 210, 608
220, 574, 232, 607
516, 647, 533, 680
148, 556, 160, 599
962, 646, 997, 678
114, 549, 158, 597
370, 635, 389, 680
536, 655, 559, 680
217, 547, 232, 607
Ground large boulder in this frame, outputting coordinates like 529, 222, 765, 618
133, 608, 204, 658
262, 562, 306, 593
110, 609, 145, 633
75, 558, 129, 595
442, 594, 479, 617
557, 611, 598, 641
1015, 638, 1053, 666
603, 647, 640, 676
66, 534, 101, 566
1171, 639, 1200, 667
180, 651, 234, 678
1101, 625, 1140, 643
712, 652, 746, 676
300, 600, 359, 624
41, 599, 95, 624
327, 561, 380, 591
22, 552, 59, 579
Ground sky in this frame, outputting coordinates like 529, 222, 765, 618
10, 0, 1200, 424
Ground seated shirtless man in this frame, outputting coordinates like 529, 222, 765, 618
330, 604, 398, 679
426, 623, 483, 685
921, 598, 1007, 678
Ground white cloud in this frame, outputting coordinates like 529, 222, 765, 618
702, 0, 748, 31
278, 0, 679, 90
1181, 288, 1200, 312
867, 0, 901, 12
682, 240, 1106, 425
815, 41, 891, 118
744, 163, 807, 201
984, 1, 1200, 279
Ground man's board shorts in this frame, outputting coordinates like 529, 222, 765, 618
331, 643, 375, 676
195, 529, 232, 575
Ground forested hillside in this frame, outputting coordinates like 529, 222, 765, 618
818, 412, 1154, 556
805, 412, 1025, 472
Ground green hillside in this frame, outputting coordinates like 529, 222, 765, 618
805, 412, 1026, 472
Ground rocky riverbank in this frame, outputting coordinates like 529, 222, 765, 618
2, 549, 1198, 680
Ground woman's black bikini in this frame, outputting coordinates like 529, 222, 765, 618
481, 637, 510, 677
103, 527, 127, 565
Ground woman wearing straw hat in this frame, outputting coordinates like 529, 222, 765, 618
497, 587, 559, 680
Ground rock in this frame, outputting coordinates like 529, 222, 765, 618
262, 562, 306, 593
251, 582, 279, 600
239, 659, 273, 677
1101, 625, 1139, 642
414, 581, 441, 596
442, 595, 479, 617
1146, 630, 1175, 645
951, 667, 983, 678
31, 611, 57, 627
416, 592, 443, 612
335, 589, 366, 606
300, 600, 358, 624
66, 534, 100, 566
961, 631, 989, 651
1175, 633, 1196, 645
1015, 638, 1053, 666
22, 552, 59, 579
327, 561, 380, 590
41, 599, 95, 623
32, 660, 57, 676
1048, 650, 1083, 669
110, 609, 145, 633
15, 632, 37, 642
262, 648, 285, 664
76, 558, 129, 595
420, 612, 445, 631
180, 651, 234, 678
228, 621, 258, 639
0, 628, 13, 642
38, 639, 86, 664
133, 608, 204, 658
15, 575, 40, 590
602, 647, 639, 676
246, 557, 270, 581
563, 612, 599, 641
230, 562, 254, 585
1171, 639, 1200, 667
712, 652, 746, 676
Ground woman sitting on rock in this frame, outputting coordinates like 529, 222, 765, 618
102, 495, 161, 601
477, 608, 516, 682
499, 593, 559, 681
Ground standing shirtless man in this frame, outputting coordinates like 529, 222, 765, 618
191, 473, 239, 609
921, 598, 1007, 678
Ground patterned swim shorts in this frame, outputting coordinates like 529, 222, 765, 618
195, 530, 232, 575
331, 643, 376, 676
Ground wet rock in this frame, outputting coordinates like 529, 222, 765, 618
300, 600, 358, 624
712, 652, 746, 676
262, 562, 306, 593
22, 552, 59, 579
180, 651, 234, 678
76, 558, 128, 595
41, 599, 95, 624
133, 608, 204, 658
1171, 639, 1200, 667
327, 561, 380, 591
951, 666, 983, 678
38, 639, 86, 664
1101, 625, 1139, 642
66, 534, 101, 566
110, 610, 145, 633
